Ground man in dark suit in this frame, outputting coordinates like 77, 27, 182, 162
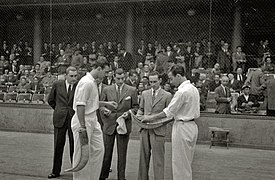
214, 76, 232, 114
99, 68, 138, 180
47, 66, 78, 178
237, 85, 260, 112
137, 71, 172, 180
235, 68, 246, 86
120, 48, 134, 72
217, 43, 232, 73
125, 69, 139, 88
228, 73, 242, 93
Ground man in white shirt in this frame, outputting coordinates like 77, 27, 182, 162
71, 60, 117, 180
142, 64, 200, 180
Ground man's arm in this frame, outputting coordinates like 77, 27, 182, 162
76, 105, 86, 128
47, 82, 56, 109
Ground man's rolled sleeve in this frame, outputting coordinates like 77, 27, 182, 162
163, 91, 184, 119
74, 83, 91, 107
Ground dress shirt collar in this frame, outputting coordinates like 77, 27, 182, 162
151, 87, 161, 96
178, 80, 191, 90
115, 83, 125, 92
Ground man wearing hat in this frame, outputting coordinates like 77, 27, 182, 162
237, 85, 260, 113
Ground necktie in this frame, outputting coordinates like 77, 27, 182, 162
239, 75, 242, 82
117, 87, 121, 101
152, 90, 156, 104
68, 85, 72, 99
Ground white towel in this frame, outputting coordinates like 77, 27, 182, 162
116, 116, 127, 134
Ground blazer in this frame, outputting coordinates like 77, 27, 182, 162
120, 52, 134, 72
48, 80, 77, 128
228, 79, 242, 92
138, 88, 172, 136
237, 94, 260, 109
100, 84, 138, 135
214, 85, 232, 114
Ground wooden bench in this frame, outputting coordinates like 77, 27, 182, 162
209, 127, 230, 149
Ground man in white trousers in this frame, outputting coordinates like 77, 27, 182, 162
71, 60, 117, 180
143, 64, 200, 180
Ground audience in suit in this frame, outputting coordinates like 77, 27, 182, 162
99, 68, 138, 180
228, 73, 242, 93
209, 74, 221, 92
214, 76, 232, 114
125, 69, 139, 88
217, 43, 232, 73
237, 85, 260, 113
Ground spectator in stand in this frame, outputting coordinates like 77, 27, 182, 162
227, 73, 242, 93
119, 48, 134, 72
56, 49, 71, 74
10, 60, 19, 75
44, 61, 56, 75
203, 41, 216, 68
237, 85, 260, 113
214, 76, 232, 114
149, 60, 156, 72
22, 69, 33, 83
3, 59, 11, 73
81, 42, 90, 58
245, 67, 266, 101
41, 72, 56, 88
155, 43, 165, 56
235, 68, 246, 86
140, 64, 150, 78
196, 73, 210, 108
42, 42, 50, 61
16, 77, 31, 93
217, 43, 232, 73
193, 42, 204, 68
163, 82, 173, 94
189, 69, 199, 85
110, 55, 121, 71
79, 56, 91, 70
262, 55, 275, 74
258, 40, 271, 59
5, 71, 18, 86
209, 74, 221, 92
125, 69, 139, 88
30, 76, 44, 94
141, 76, 150, 90
232, 46, 246, 72
71, 50, 83, 69
155, 52, 169, 74
136, 62, 143, 76
1, 42, 10, 60
210, 63, 221, 78
97, 43, 106, 57
164, 45, 176, 64
156, 66, 169, 87
103, 69, 115, 86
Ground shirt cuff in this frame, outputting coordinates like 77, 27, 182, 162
75, 102, 86, 106
163, 108, 174, 119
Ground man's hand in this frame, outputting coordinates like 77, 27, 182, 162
106, 101, 118, 110
141, 115, 154, 123
100, 107, 111, 116
227, 97, 232, 102
122, 111, 129, 118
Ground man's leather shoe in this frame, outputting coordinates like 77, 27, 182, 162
48, 173, 60, 178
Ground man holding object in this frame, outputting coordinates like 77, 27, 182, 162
71, 60, 117, 180
142, 64, 200, 180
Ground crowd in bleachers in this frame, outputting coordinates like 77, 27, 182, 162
0, 39, 274, 115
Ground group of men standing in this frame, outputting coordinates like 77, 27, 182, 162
47, 61, 200, 180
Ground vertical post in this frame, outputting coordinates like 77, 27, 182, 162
33, 7, 42, 64
125, 4, 134, 54
232, 4, 242, 50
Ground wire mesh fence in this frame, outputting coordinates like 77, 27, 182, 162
0, 0, 274, 114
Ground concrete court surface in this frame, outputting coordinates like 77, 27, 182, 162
1, 131, 275, 180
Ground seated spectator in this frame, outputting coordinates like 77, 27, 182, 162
189, 69, 200, 85
109, 55, 121, 71
196, 73, 210, 108
210, 63, 221, 78
209, 74, 221, 92
140, 64, 150, 78
103, 70, 115, 86
16, 77, 31, 93
41, 72, 56, 88
10, 60, 19, 74
5, 71, 18, 86
262, 56, 275, 74
156, 66, 168, 86
149, 60, 156, 72
141, 76, 150, 90
30, 76, 44, 94
235, 67, 246, 86
163, 82, 173, 94
135, 62, 143, 76
71, 50, 83, 69
56, 49, 70, 74
125, 69, 139, 88
227, 73, 242, 93
237, 85, 260, 113
197, 87, 206, 111
79, 56, 91, 70
44, 61, 56, 75
214, 76, 232, 114
232, 46, 246, 72
22, 69, 33, 83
